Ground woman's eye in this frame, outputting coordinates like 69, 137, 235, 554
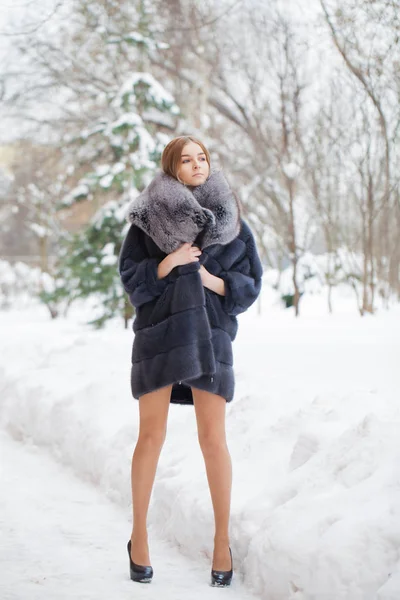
182, 157, 206, 163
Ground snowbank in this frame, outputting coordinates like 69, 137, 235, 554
0, 301, 399, 599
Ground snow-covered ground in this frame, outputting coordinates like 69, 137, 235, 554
0, 431, 259, 600
1, 292, 400, 600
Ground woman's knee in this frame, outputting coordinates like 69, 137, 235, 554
198, 431, 228, 457
137, 422, 167, 449
137, 386, 171, 449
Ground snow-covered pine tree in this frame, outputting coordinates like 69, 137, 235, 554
51, 68, 180, 327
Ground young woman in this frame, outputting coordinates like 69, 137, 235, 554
119, 135, 263, 587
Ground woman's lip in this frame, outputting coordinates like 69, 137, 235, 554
193, 173, 204, 177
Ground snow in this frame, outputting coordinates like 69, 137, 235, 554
99, 174, 114, 189
0, 292, 399, 599
282, 162, 301, 180
100, 243, 117, 266
90, 200, 126, 229
62, 184, 90, 205
111, 162, 126, 175
0, 432, 257, 600
29, 222, 48, 238
108, 32, 169, 52
0, 260, 43, 308
114, 73, 179, 113
100, 255, 118, 267
102, 242, 115, 256
95, 164, 111, 177
111, 112, 142, 129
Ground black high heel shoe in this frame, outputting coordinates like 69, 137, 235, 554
127, 540, 153, 583
211, 546, 233, 587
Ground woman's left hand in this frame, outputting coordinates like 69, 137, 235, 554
199, 264, 210, 285
199, 265, 225, 296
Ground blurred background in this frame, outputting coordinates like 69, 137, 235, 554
1, 0, 399, 325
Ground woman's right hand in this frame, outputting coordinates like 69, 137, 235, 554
157, 243, 201, 279
169, 243, 202, 268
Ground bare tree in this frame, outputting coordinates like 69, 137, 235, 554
320, 0, 400, 311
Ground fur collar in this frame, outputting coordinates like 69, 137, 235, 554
125, 169, 241, 254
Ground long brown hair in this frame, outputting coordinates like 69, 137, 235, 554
161, 136, 211, 180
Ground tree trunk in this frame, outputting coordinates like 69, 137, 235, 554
287, 177, 301, 316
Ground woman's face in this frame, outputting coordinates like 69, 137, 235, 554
176, 141, 210, 186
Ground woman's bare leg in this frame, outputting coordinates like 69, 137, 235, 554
192, 387, 232, 571
130, 384, 172, 565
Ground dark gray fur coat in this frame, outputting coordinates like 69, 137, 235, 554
119, 170, 263, 405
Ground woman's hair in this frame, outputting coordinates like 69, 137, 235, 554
161, 136, 211, 180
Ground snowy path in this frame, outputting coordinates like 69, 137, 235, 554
0, 431, 258, 600
1, 306, 400, 599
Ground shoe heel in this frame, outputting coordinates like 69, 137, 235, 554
127, 540, 153, 583
211, 546, 233, 587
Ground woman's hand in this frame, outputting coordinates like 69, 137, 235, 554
170, 243, 202, 268
157, 243, 201, 279
199, 265, 226, 296
199, 264, 210, 286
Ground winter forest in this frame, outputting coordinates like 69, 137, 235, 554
1, 0, 399, 321
0, 1, 399, 600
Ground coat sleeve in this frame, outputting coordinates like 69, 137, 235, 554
118, 224, 171, 309
219, 221, 263, 317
